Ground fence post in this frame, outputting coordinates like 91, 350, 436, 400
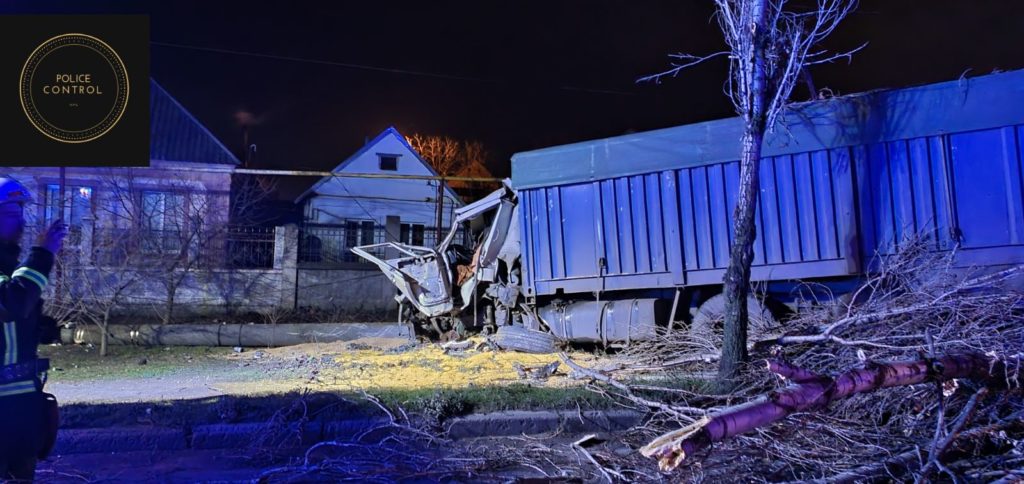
385, 216, 400, 258
277, 224, 299, 309
383, 216, 402, 305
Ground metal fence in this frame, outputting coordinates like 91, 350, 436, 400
87, 225, 277, 269
298, 224, 468, 268
222, 226, 276, 268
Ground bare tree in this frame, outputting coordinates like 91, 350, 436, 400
641, 0, 861, 389
405, 134, 487, 178
407, 133, 498, 204
151, 185, 223, 324
74, 231, 142, 356
37, 177, 147, 356
97, 168, 230, 325
230, 173, 278, 226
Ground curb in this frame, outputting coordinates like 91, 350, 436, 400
50, 410, 644, 455
53, 427, 188, 455
446, 410, 644, 439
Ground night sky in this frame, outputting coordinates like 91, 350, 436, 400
5, 1, 1024, 198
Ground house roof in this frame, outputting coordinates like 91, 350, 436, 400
295, 126, 463, 204
511, 68, 1024, 189
150, 79, 241, 166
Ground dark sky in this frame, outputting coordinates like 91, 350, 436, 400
5, 1, 1024, 198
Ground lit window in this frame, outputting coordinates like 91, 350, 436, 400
45, 184, 93, 228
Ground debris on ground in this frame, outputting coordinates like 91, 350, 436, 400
560, 238, 1024, 482
492, 325, 558, 354
475, 340, 499, 353
441, 340, 474, 354
513, 361, 560, 381
240, 339, 594, 393
384, 342, 419, 354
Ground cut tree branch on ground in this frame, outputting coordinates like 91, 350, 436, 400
819, 407, 1024, 483
594, 240, 1024, 481
571, 434, 623, 483
559, 352, 706, 421
916, 387, 988, 483
607, 261, 1024, 377
639, 353, 1019, 471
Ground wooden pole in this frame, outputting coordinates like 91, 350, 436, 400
55, 166, 66, 304
435, 178, 444, 241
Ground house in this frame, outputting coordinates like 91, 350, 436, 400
295, 127, 464, 263
0, 79, 306, 321
4, 79, 242, 265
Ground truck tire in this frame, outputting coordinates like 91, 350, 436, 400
689, 294, 776, 346
493, 325, 557, 354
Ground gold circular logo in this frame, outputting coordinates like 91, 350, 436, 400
19, 33, 130, 144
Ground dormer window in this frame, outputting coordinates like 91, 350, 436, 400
378, 154, 399, 171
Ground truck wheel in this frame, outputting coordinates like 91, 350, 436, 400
689, 294, 776, 346
493, 325, 557, 354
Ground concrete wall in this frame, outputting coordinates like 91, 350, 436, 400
52, 223, 396, 321
295, 267, 396, 314
60, 267, 285, 319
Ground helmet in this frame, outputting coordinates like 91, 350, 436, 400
0, 178, 32, 205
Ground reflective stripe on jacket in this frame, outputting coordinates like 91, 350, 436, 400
0, 243, 54, 398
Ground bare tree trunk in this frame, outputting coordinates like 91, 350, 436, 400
718, 0, 769, 391
643, 353, 1014, 471
718, 127, 765, 389
100, 310, 110, 357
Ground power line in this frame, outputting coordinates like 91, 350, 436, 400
187, 166, 504, 183
151, 40, 637, 96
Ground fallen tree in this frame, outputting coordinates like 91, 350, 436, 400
557, 238, 1024, 481
638, 353, 1019, 471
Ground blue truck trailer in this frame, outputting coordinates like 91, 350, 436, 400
356, 69, 1024, 349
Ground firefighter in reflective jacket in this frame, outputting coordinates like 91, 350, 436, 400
0, 178, 67, 481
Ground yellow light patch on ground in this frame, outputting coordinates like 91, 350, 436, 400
251, 338, 597, 393
43, 338, 609, 406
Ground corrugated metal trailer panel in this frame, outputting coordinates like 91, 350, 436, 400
856, 126, 1024, 269
519, 147, 858, 296
514, 70, 1024, 298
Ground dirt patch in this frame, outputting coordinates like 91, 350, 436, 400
40, 338, 608, 418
